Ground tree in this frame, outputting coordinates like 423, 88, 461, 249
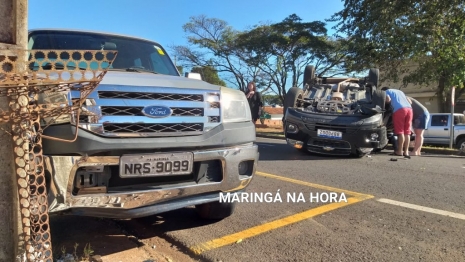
235, 14, 350, 103
191, 66, 227, 86
176, 65, 183, 75
330, 0, 465, 112
262, 95, 282, 106
170, 15, 267, 92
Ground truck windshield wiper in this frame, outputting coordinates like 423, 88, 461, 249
124, 67, 159, 74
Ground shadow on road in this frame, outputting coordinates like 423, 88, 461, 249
50, 209, 211, 260
256, 142, 368, 161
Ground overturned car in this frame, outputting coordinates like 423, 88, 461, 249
283, 66, 400, 157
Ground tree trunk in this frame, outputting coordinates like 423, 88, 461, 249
437, 74, 446, 113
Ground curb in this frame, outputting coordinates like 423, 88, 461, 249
256, 133, 462, 156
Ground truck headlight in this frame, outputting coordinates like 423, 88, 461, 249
220, 87, 251, 123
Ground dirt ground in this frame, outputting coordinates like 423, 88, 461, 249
51, 215, 197, 262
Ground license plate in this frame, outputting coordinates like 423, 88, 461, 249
317, 129, 342, 139
120, 152, 193, 178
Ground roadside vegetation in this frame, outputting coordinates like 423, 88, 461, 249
171, 1, 465, 112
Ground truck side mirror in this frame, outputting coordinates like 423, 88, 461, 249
185, 72, 202, 80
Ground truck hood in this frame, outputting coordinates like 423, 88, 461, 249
99, 70, 221, 91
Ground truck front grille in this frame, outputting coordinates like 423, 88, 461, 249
74, 86, 221, 137
103, 123, 204, 133
98, 91, 203, 101
101, 106, 204, 116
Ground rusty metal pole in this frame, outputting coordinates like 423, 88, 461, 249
0, 0, 28, 261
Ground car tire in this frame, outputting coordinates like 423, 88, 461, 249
353, 150, 367, 158
372, 146, 386, 153
284, 86, 304, 117
303, 65, 316, 87
195, 201, 236, 220
456, 137, 465, 151
371, 90, 386, 110
368, 68, 379, 87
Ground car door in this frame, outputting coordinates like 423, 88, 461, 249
424, 115, 450, 145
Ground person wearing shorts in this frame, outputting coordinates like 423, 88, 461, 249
382, 87, 413, 157
409, 97, 430, 156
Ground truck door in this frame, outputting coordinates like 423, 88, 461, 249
424, 115, 450, 144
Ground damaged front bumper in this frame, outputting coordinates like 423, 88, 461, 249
44, 143, 258, 218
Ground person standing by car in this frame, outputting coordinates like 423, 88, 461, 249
245, 81, 263, 124
408, 97, 430, 156
382, 87, 413, 158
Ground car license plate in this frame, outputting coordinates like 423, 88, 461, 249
120, 152, 193, 178
317, 129, 342, 139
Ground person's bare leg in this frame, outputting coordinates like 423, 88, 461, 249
413, 129, 424, 155
403, 133, 411, 156
396, 134, 404, 155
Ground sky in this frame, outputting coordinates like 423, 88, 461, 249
28, 0, 345, 57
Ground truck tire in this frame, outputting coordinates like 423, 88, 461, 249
456, 137, 465, 151
284, 87, 303, 117
303, 65, 316, 86
195, 201, 236, 220
368, 68, 379, 87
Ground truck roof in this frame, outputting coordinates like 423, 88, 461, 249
28, 28, 162, 46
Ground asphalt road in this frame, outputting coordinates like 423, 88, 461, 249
51, 137, 465, 262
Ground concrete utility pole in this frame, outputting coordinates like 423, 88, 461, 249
0, 0, 28, 261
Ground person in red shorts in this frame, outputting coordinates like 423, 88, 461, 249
381, 87, 413, 158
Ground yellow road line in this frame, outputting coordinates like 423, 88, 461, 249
189, 196, 368, 255
256, 171, 373, 199
189, 171, 374, 255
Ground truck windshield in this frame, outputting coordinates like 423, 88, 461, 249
27, 30, 179, 76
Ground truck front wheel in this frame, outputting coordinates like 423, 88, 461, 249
195, 201, 236, 220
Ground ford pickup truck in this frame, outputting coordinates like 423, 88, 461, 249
29, 29, 258, 219
423, 113, 465, 150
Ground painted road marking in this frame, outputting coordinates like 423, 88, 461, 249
256, 171, 372, 199
189, 172, 374, 255
377, 198, 465, 221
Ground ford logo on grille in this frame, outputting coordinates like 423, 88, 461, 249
141, 105, 172, 118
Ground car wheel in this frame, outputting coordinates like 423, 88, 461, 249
284, 86, 304, 117
372, 146, 385, 153
303, 65, 316, 87
457, 137, 465, 151
195, 201, 236, 220
371, 90, 386, 110
353, 151, 367, 158
368, 68, 379, 88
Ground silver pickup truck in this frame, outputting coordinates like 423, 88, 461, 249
423, 113, 465, 150
29, 29, 258, 220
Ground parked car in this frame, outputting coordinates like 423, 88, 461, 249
424, 113, 465, 150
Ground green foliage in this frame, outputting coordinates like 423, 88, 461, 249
191, 66, 227, 86
330, 0, 465, 111
170, 15, 260, 91
172, 14, 352, 97
176, 65, 183, 75
235, 14, 351, 100
262, 95, 282, 106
